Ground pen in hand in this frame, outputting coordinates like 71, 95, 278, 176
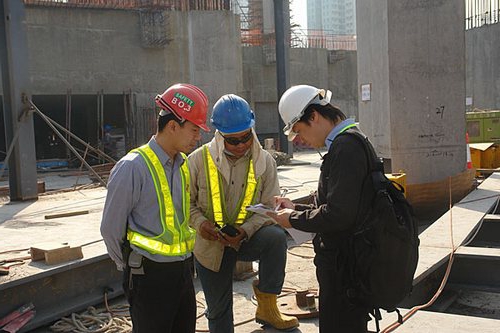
275, 188, 289, 211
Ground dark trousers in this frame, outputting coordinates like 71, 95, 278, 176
123, 257, 196, 333
316, 266, 368, 333
195, 224, 288, 333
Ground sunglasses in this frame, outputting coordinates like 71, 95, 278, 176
222, 131, 253, 146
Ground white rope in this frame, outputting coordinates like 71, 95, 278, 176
50, 306, 131, 333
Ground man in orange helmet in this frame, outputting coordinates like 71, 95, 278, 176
101, 83, 210, 333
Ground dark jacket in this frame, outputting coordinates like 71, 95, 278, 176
289, 128, 375, 269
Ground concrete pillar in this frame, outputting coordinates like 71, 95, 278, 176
356, 1, 466, 185
0, 0, 38, 200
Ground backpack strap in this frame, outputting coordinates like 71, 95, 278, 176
338, 129, 387, 192
371, 308, 382, 332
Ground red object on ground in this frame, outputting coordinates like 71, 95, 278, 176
0, 303, 35, 330
0, 310, 36, 333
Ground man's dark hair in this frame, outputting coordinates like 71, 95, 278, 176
299, 103, 346, 125
158, 113, 184, 132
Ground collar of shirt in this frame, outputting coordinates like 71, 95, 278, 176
223, 148, 252, 158
149, 136, 185, 168
325, 118, 357, 150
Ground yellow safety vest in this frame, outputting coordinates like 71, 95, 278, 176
127, 144, 195, 256
202, 145, 260, 227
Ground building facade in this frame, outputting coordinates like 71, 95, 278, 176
307, 0, 356, 34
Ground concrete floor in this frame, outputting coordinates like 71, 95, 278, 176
2, 150, 500, 332
0, 150, 324, 333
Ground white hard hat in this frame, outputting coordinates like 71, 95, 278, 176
278, 85, 332, 141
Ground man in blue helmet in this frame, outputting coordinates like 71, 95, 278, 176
188, 94, 299, 332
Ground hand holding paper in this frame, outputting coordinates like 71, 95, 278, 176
245, 203, 276, 215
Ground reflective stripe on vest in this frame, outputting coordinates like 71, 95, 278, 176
127, 145, 195, 256
202, 145, 259, 227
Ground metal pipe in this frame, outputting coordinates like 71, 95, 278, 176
30, 101, 108, 188
274, 0, 292, 156
100, 91, 104, 164
43, 111, 116, 164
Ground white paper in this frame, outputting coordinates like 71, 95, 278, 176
361, 83, 371, 102
286, 228, 315, 245
245, 203, 276, 215
246, 204, 315, 245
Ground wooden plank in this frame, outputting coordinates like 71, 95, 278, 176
44, 246, 83, 265
44, 210, 89, 220
413, 173, 500, 283
30, 242, 69, 261
371, 310, 500, 333
0, 181, 45, 196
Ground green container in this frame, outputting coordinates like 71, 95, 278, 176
466, 110, 500, 143
483, 117, 500, 142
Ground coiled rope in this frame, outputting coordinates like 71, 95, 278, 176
50, 305, 131, 333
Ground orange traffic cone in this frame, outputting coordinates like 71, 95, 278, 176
466, 132, 472, 169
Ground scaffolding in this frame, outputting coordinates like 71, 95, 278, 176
233, 0, 263, 46
233, 0, 356, 50
24, 0, 357, 50
23, 0, 231, 10
466, 0, 500, 29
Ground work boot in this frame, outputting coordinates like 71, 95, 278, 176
252, 280, 299, 331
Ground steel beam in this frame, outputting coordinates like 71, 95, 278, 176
274, 0, 292, 156
0, 255, 123, 332
0, 0, 38, 200
465, 215, 500, 247
448, 247, 500, 290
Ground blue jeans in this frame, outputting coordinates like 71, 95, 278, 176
195, 224, 288, 333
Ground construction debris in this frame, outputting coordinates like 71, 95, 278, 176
88, 163, 115, 183
0, 181, 45, 197
44, 210, 89, 220
30, 242, 83, 265
270, 151, 291, 166
0, 303, 36, 333
0, 260, 26, 276
50, 305, 131, 333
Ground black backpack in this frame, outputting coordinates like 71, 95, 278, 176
343, 130, 420, 331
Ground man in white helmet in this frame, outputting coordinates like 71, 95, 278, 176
270, 85, 374, 332
188, 94, 299, 332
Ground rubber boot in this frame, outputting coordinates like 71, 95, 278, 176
252, 280, 299, 331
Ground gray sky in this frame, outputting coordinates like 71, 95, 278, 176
290, 0, 308, 29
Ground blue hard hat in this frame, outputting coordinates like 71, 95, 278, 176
210, 94, 255, 134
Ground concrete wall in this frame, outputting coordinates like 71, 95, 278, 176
357, 0, 466, 184
466, 22, 500, 110
242, 46, 358, 137
327, 50, 358, 119
2, 6, 359, 147
24, 7, 242, 112
356, 0, 391, 156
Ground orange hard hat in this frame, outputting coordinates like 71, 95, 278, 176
155, 83, 210, 131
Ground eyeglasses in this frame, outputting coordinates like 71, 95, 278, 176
222, 131, 253, 145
